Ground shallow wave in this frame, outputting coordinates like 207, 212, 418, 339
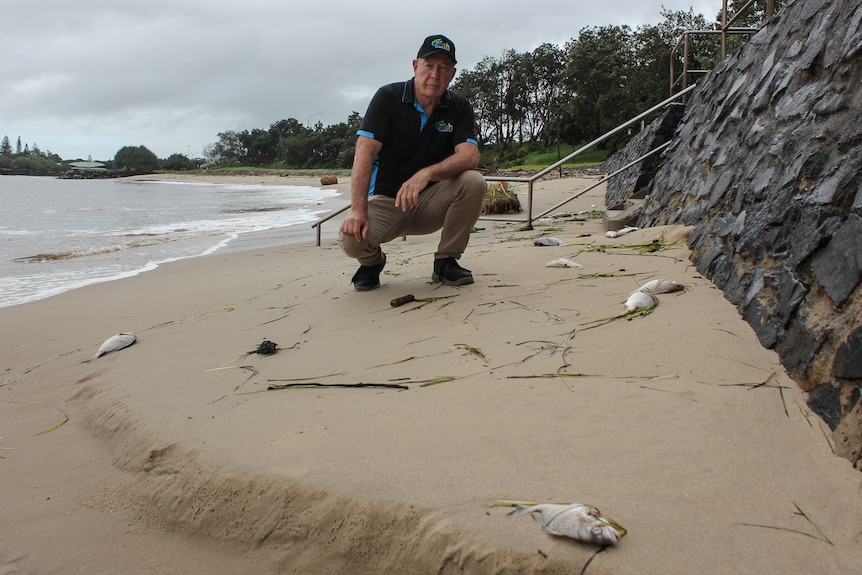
221, 206, 289, 214
0, 261, 160, 308
13, 233, 219, 263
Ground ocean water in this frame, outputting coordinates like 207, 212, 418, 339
0, 175, 345, 308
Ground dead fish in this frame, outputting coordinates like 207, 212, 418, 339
638, 278, 684, 295
624, 290, 657, 312
545, 258, 584, 269
533, 236, 565, 246
82, 333, 136, 363
605, 226, 638, 238
508, 502, 626, 546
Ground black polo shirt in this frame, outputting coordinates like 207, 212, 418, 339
357, 79, 477, 198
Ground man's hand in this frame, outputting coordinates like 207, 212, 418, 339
395, 170, 431, 211
340, 209, 370, 241
395, 142, 479, 211
343, 135, 380, 240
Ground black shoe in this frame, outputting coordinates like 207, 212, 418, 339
432, 257, 474, 285
350, 256, 386, 291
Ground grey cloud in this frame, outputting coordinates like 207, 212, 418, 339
1, 0, 716, 159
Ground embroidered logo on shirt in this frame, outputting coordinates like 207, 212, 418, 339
435, 121, 454, 133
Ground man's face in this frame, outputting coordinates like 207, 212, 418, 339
412, 53, 457, 103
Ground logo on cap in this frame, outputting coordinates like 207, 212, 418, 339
418, 35, 456, 63
431, 38, 452, 53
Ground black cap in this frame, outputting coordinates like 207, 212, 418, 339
417, 35, 456, 64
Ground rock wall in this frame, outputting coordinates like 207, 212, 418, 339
603, 103, 686, 210
619, 0, 862, 469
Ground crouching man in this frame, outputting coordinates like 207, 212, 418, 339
339, 34, 486, 291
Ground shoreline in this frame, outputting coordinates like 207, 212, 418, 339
128, 172, 354, 252
2, 173, 860, 574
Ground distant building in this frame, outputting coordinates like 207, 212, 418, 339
68, 161, 105, 169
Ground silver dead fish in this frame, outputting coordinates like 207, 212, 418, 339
545, 258, 585, 269
624, 289, 657, 312
605, 226, 639, 238
82, 333, 137, 363
623, 278, 684, 311
508, 502, 626, 546
637, 278, 684, 295
533, 236, 565, 246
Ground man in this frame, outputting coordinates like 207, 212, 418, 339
339, 34, 487, 291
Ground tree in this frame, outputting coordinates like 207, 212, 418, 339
242, 128, 278, 166
314, 118, 360, 168
451, 58, 501, 146
277, 129, 315, 168
523, 43, 566, 146
561, 26, 639, 150
162, 153, 196, 170
657, 8, 721, 82
0, 136, 11, 156
203, 130, 247, 166
113, 145, 160, 174
10, 155, 61, 175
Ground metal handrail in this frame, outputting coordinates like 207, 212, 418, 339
722, 0, 775, 57
311, 83, 697, 245
670, 29, 756, 98
533, 140, 671, 220
671, 0, 776, 98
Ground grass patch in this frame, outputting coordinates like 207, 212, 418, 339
481, 142, 609, 171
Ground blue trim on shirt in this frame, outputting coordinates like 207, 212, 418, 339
413, 100, 428, 131
368, 161, 379, 195
356, 131, 379, 195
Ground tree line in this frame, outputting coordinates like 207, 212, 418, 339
200, 7, 747, 170
0, 135, 65, 175
0, 134, 202, 176
2, 2, 778, 175
201, 114, 362, 169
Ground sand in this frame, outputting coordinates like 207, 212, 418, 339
1, 172, 860, 574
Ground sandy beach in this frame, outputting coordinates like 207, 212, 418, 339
1, 173, 860, 574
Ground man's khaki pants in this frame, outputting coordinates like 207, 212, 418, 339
340, 170, 486, 267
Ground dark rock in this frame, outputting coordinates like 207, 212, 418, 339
696, 242, 725, 278
835, 326, 862, 380
850, 386, 861, 411
723, 260, 756, 306
787, 212, 841, 268
775, 267, 809, 328
779, 318, 821, 378
711, 253, 733, 291
808, 384, 842, 430
743, 298, 780, 349
811, 214, 862, 308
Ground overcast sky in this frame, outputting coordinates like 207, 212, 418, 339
1, 0, 716, 161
